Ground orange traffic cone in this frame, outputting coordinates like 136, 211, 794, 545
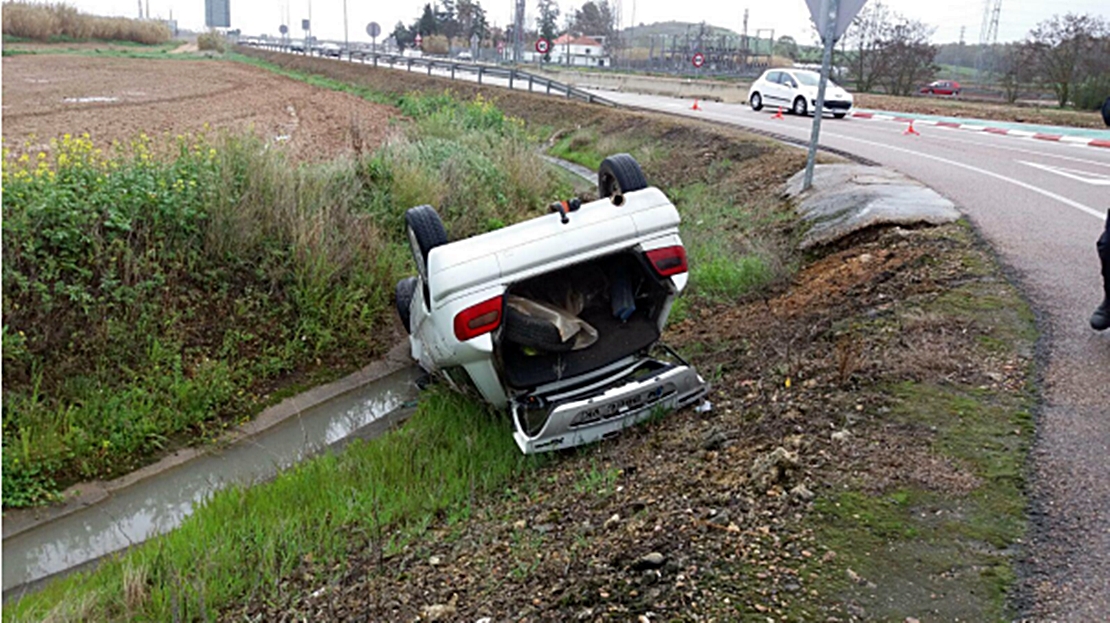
904, 120, 920, 136
772, 107, 784, 119
691, 99, 702, 111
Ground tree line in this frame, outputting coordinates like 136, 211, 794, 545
391, 0, 618, 60
774, 4, 1108, 109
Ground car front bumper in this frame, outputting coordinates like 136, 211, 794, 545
511, 359, 707, 454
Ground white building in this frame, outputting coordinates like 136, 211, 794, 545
523, 35, 610, 67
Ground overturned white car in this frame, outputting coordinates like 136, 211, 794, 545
395, 154, 707, 453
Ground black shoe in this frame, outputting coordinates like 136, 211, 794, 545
1092, 299, 1110, 331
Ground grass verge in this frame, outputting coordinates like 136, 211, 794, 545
2, 79, 568, 506
4, 390, 538, 622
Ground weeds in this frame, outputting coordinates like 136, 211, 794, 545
1, 2, 170, 44
1, 88, 569, 506
5, 390, 535, 622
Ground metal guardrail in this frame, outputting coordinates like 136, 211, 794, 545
248, 43, 616, 108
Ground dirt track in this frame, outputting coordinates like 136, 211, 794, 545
1, 56, 396, 160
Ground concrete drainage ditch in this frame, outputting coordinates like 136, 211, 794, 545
2, 352, 421, 599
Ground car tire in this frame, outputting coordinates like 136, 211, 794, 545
404, 205, 448, 281
750, 92, 763, 111
395, 277, 417, 333
598, 153, 648, 200
503, 305, 576, 353
833, 112, 847, 119
793, 96, 808, 116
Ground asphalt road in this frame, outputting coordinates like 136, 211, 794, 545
585, 90, 1110, 619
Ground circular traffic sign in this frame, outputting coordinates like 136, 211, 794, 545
366, 22, 381, 38
415, 33, 423, 47
279, 24, 288, 35
692, 52, 705, 68
535, 38, 550, 54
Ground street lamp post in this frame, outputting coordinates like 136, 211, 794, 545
343, 0, 349, 56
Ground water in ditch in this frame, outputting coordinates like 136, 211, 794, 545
2, 366, 421, 595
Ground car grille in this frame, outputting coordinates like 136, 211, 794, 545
824, 100, 852, 110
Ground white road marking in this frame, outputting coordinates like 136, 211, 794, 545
814, 131, 1107, 220
1020, 161, 1110, 185
687, 104, 1106, 221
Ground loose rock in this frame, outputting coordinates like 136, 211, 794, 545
791, 484, 815, 502
749, 447, 799, 491
633, 552, 666, 570
422, 594, 458, 621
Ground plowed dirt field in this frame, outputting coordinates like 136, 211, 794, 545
1, 55, 395, 160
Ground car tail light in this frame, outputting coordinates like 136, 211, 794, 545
645, 246, 688, 277
454, 296, 503, 341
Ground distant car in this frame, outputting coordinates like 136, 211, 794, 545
747, 69, 853, 119
456, 51, 473, 61
921, 80, 961, 96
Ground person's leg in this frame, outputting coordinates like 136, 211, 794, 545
1091, 209, 1110, 331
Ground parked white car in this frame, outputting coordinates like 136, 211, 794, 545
748, 68, 853, 119
395, 155, 707, 454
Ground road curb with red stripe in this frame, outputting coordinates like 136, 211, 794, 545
849, 111, 1110, 149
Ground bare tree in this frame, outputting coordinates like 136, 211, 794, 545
1027, 13, 1109, 107
998, 43, 1036, 103
839, 3, 936, 95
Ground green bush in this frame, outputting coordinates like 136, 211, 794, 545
1073, 75, 1110, 111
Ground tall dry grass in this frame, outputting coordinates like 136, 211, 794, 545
2, 1, 170, 44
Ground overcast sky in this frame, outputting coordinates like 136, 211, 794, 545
70, 0, 1109, 46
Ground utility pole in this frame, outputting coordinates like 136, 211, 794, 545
137, 0, 142, 19
513, 0, 525, 63
742, 8, 749, 65
343, 0, 349, 53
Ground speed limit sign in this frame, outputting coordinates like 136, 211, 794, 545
692, 52, 705, 68
535, 38, 550, 54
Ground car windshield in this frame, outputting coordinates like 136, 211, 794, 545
793, 72, 819, 87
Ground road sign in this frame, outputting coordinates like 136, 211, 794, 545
806, 0, 866, 42
301, 19, 310, 31
692, 52, 705, 68
279, 24, 288, 35
497, 40, 505, 53
366, 22, 381, 38
415, 33, 423, 47
535, 38, 550, 54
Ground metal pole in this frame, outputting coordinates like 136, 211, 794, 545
343, 0, 349, 54
802, 0, 838, 191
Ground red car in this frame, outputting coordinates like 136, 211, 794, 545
921, 80, 961, 96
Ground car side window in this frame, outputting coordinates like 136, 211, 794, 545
782, 73, 797, 87
766, 71, 781, 84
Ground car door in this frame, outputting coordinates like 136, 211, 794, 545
762, 71, 784, 105
779, 71, 799, 105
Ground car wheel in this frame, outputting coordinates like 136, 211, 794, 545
833, 112, 847, 119
404, 205, 448, 281
395, 277, 417, 333
598, 153, 648, 200
793, 96, 808, 116
503, 305, 575, 353
750, 92, 763, 111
